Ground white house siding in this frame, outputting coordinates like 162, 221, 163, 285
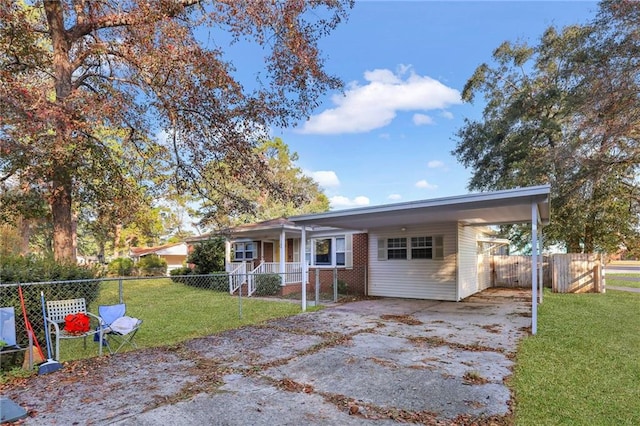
368, 223, 457, 300
457, 224, 480, 300
477, 253, 492, 291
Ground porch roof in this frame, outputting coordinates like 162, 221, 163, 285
290, 185, 550, 230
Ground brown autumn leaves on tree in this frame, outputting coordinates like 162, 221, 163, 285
0, 1, 353, 262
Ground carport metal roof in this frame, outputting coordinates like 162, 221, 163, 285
291, 185, 550, 335
290, 185, 550, 230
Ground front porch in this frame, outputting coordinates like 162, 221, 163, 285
225, 261, 368, 299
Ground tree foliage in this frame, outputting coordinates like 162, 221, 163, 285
0, 0, 353, 262
200, 137, 330, 226
187, 238, 225, 274
454, 0, 640, 254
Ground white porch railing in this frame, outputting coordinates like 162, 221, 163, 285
227, 261, 304, 297
228, 262, 246, 294
252, 262, 303, 285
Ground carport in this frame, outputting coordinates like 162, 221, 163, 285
291, 185, 551, 334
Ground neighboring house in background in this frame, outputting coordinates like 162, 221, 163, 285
185, 185, 550, 304
129, 242, 189, 274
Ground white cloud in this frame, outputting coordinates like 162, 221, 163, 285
415, 179, 438, 190
300, 66, 461, 134
310, 170, 340, 188
413, 113, 434, 126
427, 160, 445, 169
388, 194, 402, 201
440, 111, 454, 119
330, 195, 370, 208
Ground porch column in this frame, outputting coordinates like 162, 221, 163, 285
224, 240, 231, 272
301, 226, 307, 312
531, 202, 539, 335
279, 227, 286, 279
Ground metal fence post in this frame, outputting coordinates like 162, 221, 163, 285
315, 271, 320, 306
333, 268, 338, 302
238, 270, 245, 319
118, 278, 124, 304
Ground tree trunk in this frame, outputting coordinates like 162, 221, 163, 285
51, 176, 75, 262
113, 224, 122, 258
19, 217, 32, 255
46, 0, 76, 263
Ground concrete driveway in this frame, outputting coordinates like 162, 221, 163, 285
6, 288, 531, 425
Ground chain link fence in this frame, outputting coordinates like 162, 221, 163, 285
306, 266, 367, 304
0, 274, 232, 353
0, 267, 367, 367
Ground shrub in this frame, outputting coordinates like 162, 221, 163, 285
171, 272, 229, 292
169, 266, 193, 282
136, 255, 167, 276
187, 238, 225, 274
254, 273, 282, 296
108, 257, 134, 277
337, 279, 349, 294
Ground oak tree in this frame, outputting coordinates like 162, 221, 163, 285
454, 0, 640, 253
0, 0, 352, 261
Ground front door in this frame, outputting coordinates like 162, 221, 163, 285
263, 242, 274, 262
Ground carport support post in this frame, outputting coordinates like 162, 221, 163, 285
301, 226, 307, 312
538, 230, 543, 304
531, 203, 539, 335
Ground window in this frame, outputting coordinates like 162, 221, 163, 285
315, 239, 331, 265
307, 235, 351, 267
233, 242, 254, 260
336, 237, 346, 266
411, 236, 432, 259
387, 237, 407, 259
378, 235, 443, 261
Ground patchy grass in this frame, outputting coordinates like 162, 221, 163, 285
514, 290, 640, 425
605, 273, 640, 289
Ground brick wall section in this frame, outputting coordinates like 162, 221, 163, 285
352, 233, 368, 268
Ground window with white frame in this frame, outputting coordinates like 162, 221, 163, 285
315, 238, 331, 265
387, 237, 407, 260
335, 237, 346, 266
233, 242, 255, 260
306, 236, 349, 267
378, 235, 443, 260
411, 236, 432, 259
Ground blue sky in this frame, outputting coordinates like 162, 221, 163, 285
264, 1, 600, 210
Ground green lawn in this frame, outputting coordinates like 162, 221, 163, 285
514, 289, 640, 425
606, 273, 640, 289
43, 278, 313, 363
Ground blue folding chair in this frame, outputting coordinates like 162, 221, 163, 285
0, 307, 33, 369
98, 304, 142, 355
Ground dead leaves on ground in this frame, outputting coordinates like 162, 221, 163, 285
380, 314, 423, 325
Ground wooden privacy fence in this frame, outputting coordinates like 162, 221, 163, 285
491, 255, 550, 288
550, 253, 604, 293
490, 254, 604, 293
